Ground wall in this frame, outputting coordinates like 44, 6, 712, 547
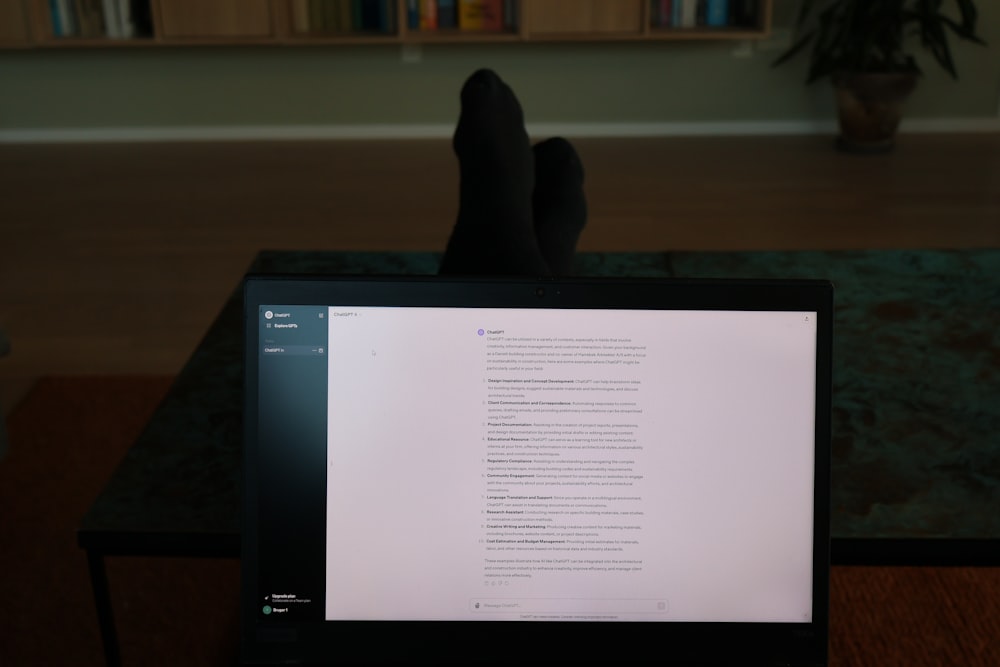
1, 1, 997, 137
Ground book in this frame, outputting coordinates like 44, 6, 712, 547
358, 0, 392, 32
705, 0, 728, 27
438, 0, 457, 29
292, 0, 310, 33
49, 0, 62, 36
459, 0, 483, 30
503, 0, 516, 30
459, 0, 501, 31
104, 0, 122, 37
318, 0, 331, 31
73, 0, 102, 37
419, 0, 437, 30
406, 0, 418, 29
92, 0, 108, 36
309, 0, 326, 31
326, 0, 341, 31
680, 0, 697, 28
670, 0, 681, 27
55, 0, 76, 36
330, 0, 345, 32
482, 0, 503, 30
383, 0, 396, 32
130, 0, 152, 36
659, 0, 673, 27
730, 0, 757, 27
116, 0, 133, 38
352, 0, 364, 30
71, 0, 86, 36
337, 0, 352, 32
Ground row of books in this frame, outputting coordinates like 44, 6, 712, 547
292, 0, 397, 34
649, 0, 759, 29
407, 1, 516, 32
291, 0, 515, 34
48, 0, 152, 38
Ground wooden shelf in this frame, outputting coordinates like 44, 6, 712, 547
8, 0, 773, 48
36, 37, 158, 47
647, 27, 772, 41
399, 29, 521, 43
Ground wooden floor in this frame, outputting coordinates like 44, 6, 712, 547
1, 134, 999, 413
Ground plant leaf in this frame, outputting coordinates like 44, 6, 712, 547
938, 14, 987, 45
807, 9, 846, 84
774, 0, 985, 82
795, 0, 819, 28
954, 0, 978, 32
925, 17, 958, 78
773, 30, 818, 68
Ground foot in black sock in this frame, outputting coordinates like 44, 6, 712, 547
532, 137, 587, 275
439, 69, 548, 276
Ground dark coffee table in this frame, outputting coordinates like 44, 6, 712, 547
78, 250, 1000, 667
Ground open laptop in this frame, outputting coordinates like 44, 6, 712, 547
241, 275, 833, 666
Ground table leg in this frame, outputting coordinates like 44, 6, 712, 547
86, 550, 122, 667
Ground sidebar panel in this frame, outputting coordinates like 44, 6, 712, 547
256, 305, 328, 621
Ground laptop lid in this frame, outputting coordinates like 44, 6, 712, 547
242, 275, 832, 666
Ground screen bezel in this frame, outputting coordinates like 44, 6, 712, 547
241, 275, 833, 666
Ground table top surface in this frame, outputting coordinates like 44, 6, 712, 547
77, 250, 1000, 562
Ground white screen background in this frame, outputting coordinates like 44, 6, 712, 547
324, 308, 816, 623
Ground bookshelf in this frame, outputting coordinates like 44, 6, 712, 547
9, 1, 772, 48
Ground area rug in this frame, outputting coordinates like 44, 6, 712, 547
1, 376, 998, 665
251, 249, 1000, 547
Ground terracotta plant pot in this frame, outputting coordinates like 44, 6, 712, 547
831, 71, 919, 153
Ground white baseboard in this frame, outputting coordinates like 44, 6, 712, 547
900, 117, 1000, 133
1, 118, 998, 143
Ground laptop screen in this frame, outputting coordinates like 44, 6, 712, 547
242, 276, 832, 665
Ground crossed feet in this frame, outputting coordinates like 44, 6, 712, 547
439, 69, 587, 276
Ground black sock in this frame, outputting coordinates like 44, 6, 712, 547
532, 137, 587, 275
439, 69, 548, 276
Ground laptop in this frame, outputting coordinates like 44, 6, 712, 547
241, 275, 833, 666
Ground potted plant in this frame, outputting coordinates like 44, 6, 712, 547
774, 0, 986, 153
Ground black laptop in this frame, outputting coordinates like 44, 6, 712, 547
241, 275, 833, 666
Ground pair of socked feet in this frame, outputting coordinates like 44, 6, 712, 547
438, 69, 587, 276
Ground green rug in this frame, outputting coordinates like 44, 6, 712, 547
670, 250, 999, 541
254, 249, 1000, 542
